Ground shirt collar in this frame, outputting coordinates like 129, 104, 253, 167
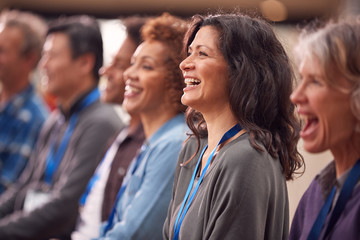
58, 87, 96, 120
145, 113, 185, 146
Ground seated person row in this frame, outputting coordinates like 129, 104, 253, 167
0, 14, 123, 239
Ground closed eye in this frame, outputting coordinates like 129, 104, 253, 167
199, 51, 208, 57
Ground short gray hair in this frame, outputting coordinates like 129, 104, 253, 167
0, 9, 47, 68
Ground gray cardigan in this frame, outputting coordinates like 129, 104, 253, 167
163, 133, 289, 240
0, 99, 123, 240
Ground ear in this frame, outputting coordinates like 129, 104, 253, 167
23, 51, 39, 70
77, 53, 96, 76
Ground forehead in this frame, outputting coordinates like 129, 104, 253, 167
114, 37, 137, 60
190, 26, 220, 48
0, 26, 24, 48
133, 40, 167, 61
43, 32, 71, 52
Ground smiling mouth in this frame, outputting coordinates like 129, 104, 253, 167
125, 85, 141, 94
184, 78, 201, 86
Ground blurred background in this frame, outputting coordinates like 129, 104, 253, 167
1, 0, 359, 222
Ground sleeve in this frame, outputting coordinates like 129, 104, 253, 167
98, 139, 183, 240
0, 113, 53, 219
0, 111, 122, 239
204, 147, 279, 240
0, 105, 46, 191
162, 140, 191, 240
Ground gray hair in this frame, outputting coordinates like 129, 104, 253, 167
0, 9, 47, 68
294, 17, 360, 131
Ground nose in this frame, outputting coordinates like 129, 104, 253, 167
290, 81, 306, 105
123, 65, 136, 83
179, 55, 194, 72
99, 65, 111, 78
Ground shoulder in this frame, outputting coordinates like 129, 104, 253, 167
154, 115, 189, 146
220, 134, 274, 168
216, 133, 283, 181
179, 136, 203, 159
79, 101, 124, 129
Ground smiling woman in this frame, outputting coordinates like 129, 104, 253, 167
163, 13, 303, 240
289, 18, 360, 240
96, 13, 189, 240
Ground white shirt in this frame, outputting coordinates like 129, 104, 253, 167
71, 128, 129, 240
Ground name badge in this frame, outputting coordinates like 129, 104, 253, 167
24, 189, 51, 212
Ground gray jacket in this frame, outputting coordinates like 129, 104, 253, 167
0, 99, 123, 240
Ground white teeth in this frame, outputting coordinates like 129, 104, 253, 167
125, 85, 141, 93
184, 78, 201, 85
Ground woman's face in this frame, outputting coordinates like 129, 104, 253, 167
290, 55, 356, 153
179, 26, 229, 113
123, 40, 169, 115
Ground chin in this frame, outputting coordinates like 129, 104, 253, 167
303, 143, 327, 154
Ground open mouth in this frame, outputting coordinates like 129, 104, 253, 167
125, 85, 141, 94
184, 78, 201, 87
301, 116, 319, 137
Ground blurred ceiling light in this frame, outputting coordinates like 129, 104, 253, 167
260, 0, 288, 22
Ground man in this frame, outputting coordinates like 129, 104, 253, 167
0, 10, 49, 194
72, 16, 148, 240
0, 15, 123, 239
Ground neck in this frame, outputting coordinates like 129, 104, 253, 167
331, 132, 360, 178
140, 109, 177, 139
128, 113, 141, 134
203, 104, 238, 151
58, 78, 96, 113
0, 79, 29, 103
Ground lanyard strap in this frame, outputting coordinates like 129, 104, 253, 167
307, 187, 336, 240
308, 158, 360, 240
173, 124, 242, 240
44, 88, 100, 185
79, 128, 129, 206
103, 144, 147, 234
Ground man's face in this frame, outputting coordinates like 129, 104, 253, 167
40, 33, 82, 99
100, 36, 137, 104
0, 26, 26, 85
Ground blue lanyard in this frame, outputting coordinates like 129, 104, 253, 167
173, 123, 242, 240
79, 147, 110, 206
307, 158, 360, 240
44, 88, 100, 185
79, 128, 129, 206
103, 144, 147, 234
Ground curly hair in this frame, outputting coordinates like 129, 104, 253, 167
141, 13, 188, 114
184, 13, 303, 180
294, 17, 360, 132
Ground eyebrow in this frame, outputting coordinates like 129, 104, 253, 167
188, 44, 210, 51
132, 55, 159, 65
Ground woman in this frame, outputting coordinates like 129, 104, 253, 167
95, 13, 188, 240
163, 13, 303, 240
289, 19, 360, 240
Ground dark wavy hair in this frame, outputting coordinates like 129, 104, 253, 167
184, 13, 303, 180
141, 12, 188, 114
